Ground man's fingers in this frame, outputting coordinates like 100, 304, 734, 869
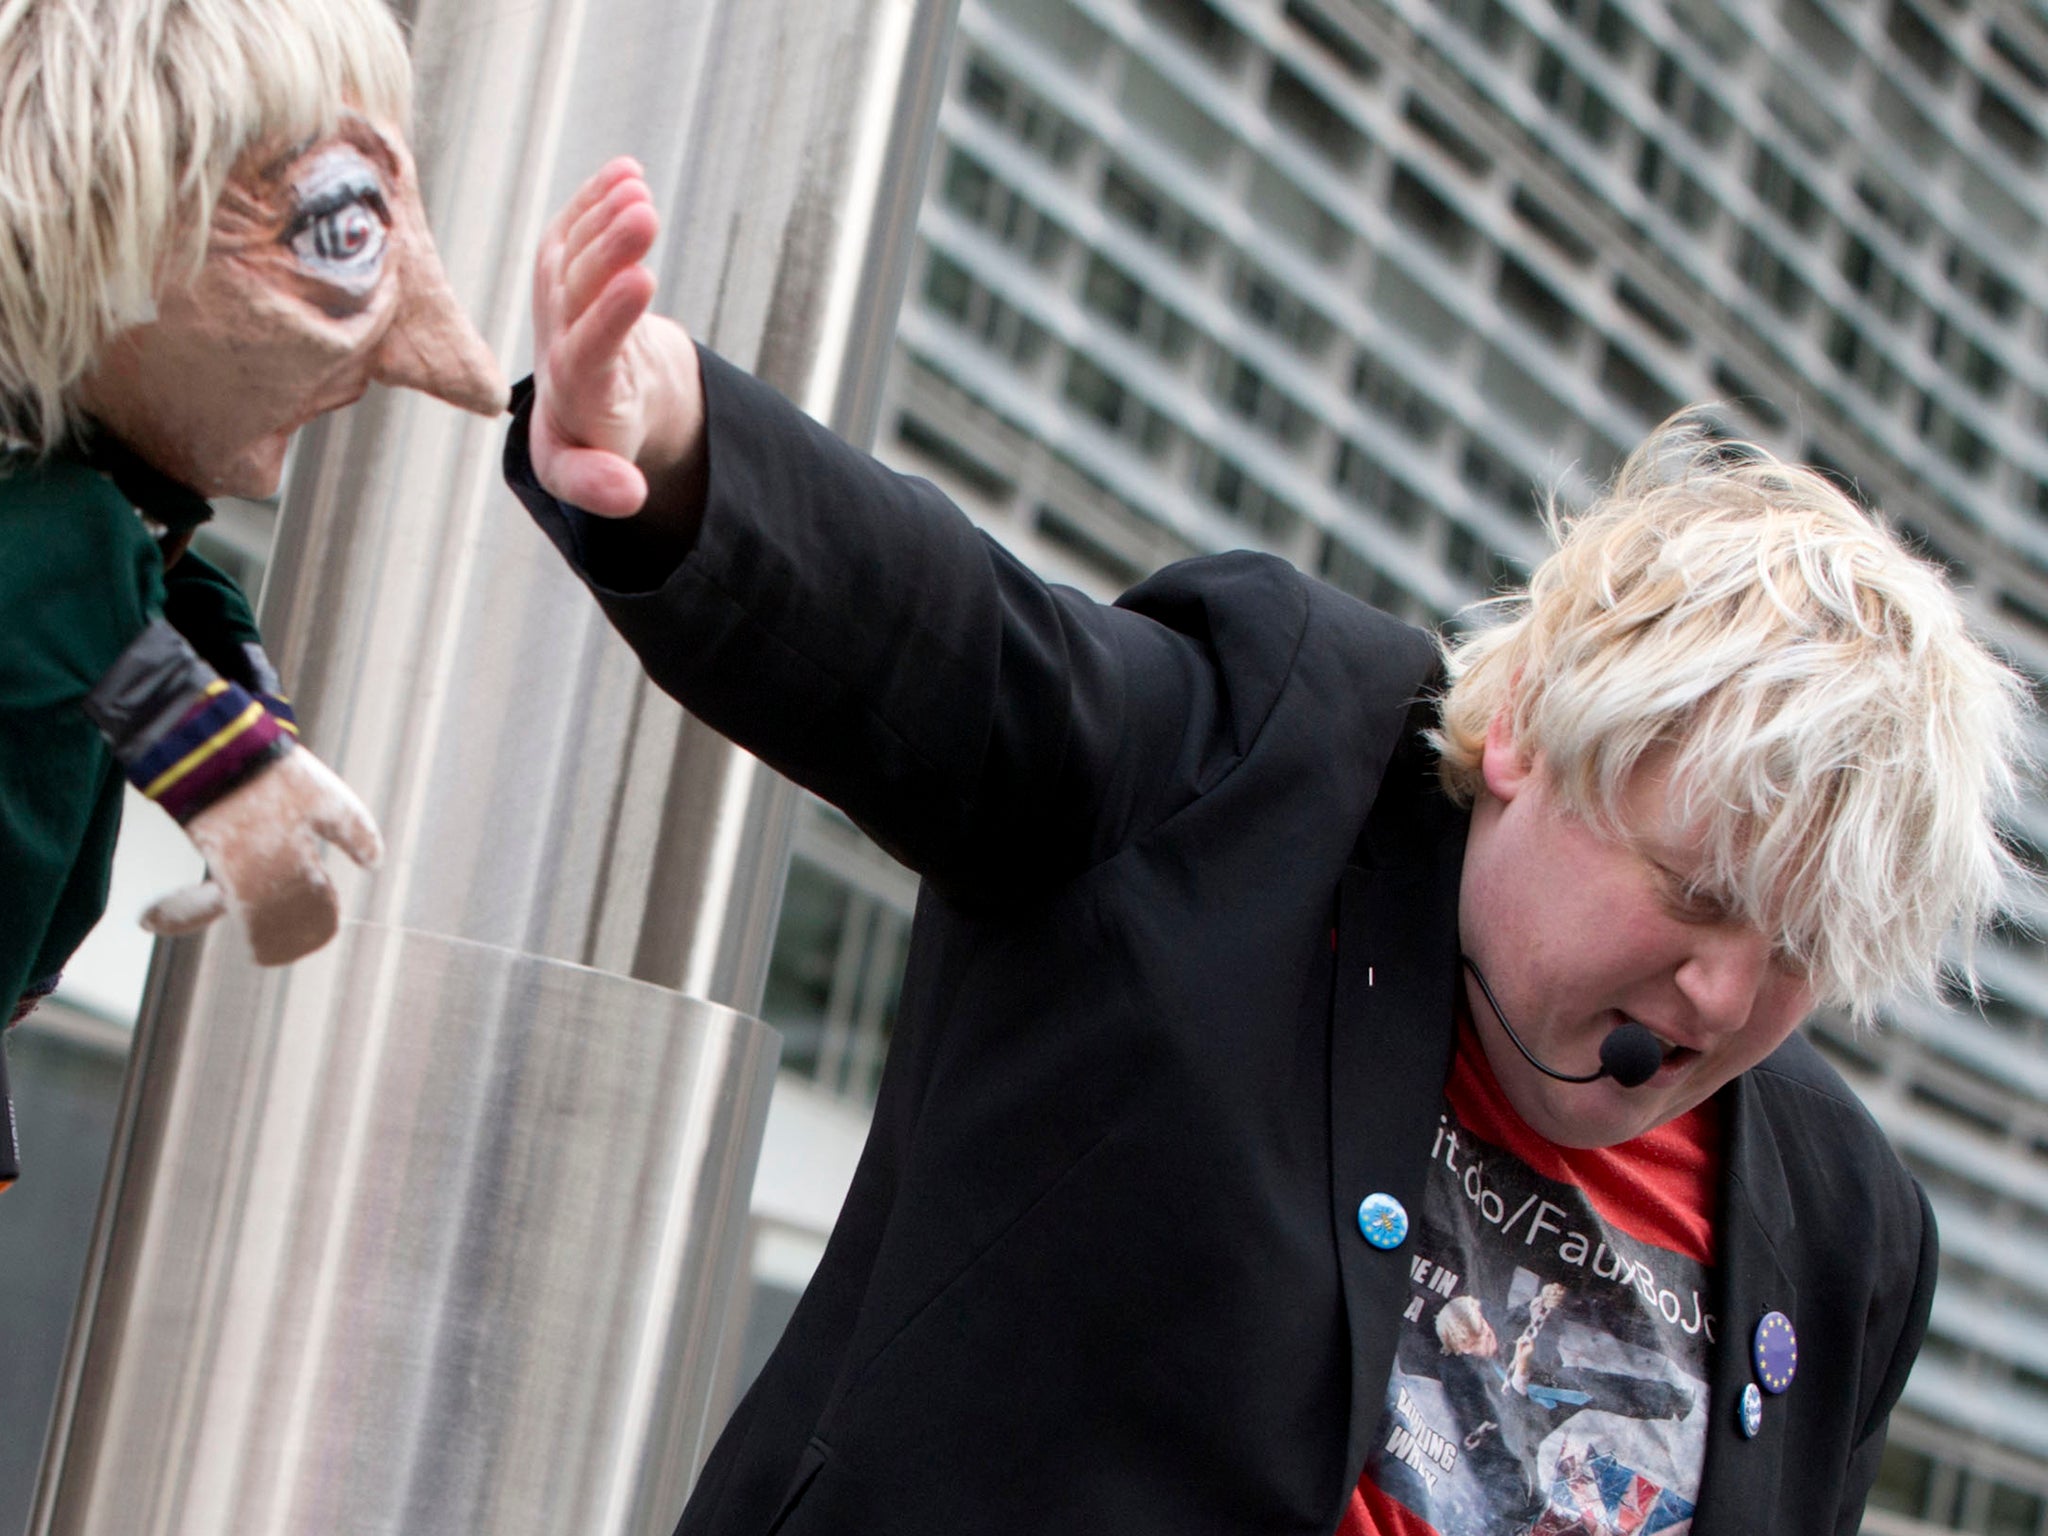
529, 158, 692, 516
532, 437, 650, 518
536, 158, 644, 352
549, 263, 657, 401
534, 229, 566, 354
562, 193, 658, 327
141, 881, 229, 936
544, 157, 644, 261
562, 174, 653, 279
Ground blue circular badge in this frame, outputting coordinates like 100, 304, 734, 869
1739, 1381, 1764, 1439
1753, 1311, 1797, 1395
1356, 1192, 1409, 1250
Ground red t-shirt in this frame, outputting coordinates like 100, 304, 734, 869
1340, 1019, 1721, 1536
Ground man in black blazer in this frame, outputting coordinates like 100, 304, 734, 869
507, 162, 2024, 1536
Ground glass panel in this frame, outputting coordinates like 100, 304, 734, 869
1988, 1480, 2046, 1536
1370, 259, 1466, 351
761, 858, 859, 1083
1868, 1441, 1936, 1516
1120, 57, 1234, 170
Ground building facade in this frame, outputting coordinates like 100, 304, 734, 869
753, 0, 2048, 1531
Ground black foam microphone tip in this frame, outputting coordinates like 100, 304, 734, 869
1599, 1021, 1665, 1089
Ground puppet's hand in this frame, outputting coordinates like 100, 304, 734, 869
531, 158, 704, 524
141, 748, 383, 965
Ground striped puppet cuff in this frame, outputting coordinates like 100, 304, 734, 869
237, 641, 299, 739
260, 693, 300, 737
83, 619, 292, 824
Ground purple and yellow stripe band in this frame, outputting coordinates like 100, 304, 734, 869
129, 680, 290, 824
85, 618, 294, 825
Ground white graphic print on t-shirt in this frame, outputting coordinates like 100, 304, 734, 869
1359, 1107, 1713, 1536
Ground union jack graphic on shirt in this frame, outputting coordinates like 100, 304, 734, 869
1527, 1449, 1695, 1536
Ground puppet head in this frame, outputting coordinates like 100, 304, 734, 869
0, 0, 505, 493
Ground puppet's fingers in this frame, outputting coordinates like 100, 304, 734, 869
241, 865, 340, 967
319, 802, 385, 870
141, 881, 229, 936
309, 781, 385, 871
175, 753, 356, 966
282, 750, 384, 870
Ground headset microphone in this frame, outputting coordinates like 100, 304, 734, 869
1460, 957, 1665, 1090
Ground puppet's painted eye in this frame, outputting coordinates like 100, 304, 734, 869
282, 151, 391, 292
303, 200, 381, 264
286, 189, 387, 280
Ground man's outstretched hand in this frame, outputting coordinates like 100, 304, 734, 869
530, 159, 707, 529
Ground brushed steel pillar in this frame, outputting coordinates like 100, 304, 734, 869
30, 0, 958, 1533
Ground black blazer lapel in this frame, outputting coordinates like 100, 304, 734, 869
1690, 1069, 1798, 1535
1328, 837, 1464, 1482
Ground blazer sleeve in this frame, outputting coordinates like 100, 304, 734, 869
1832, 1179, 1939, 1536
503, 350, 1317, 907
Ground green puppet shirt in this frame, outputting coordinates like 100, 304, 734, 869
0, 449, 260, 1018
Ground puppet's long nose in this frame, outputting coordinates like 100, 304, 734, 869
371, 243, 508, 417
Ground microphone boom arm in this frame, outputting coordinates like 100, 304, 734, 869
1460, 957, 1664, 1089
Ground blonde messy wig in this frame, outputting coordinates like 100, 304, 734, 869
0, 0, 412, 451
1434, 416, 2031, 1020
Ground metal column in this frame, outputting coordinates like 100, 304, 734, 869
29, 0, 957, 1531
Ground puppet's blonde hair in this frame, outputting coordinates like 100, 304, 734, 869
1434, 415, 2031, 1020
0, 0, 412, 450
